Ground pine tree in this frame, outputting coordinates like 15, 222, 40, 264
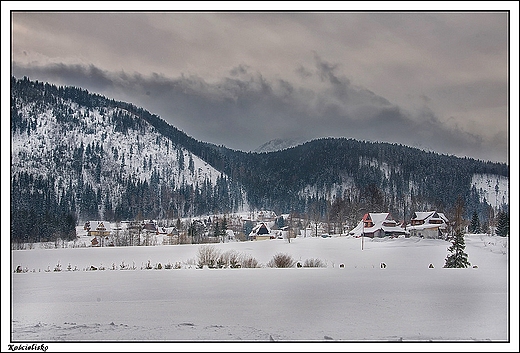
469, 211, 481, 234
495, 212, 509, 237
220, 216, 228, 242
444, 196, 470, 268
444, 229, 471, 268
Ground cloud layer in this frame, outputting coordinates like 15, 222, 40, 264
10, 11, 510, 162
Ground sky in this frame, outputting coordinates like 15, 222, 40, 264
4, 3, 519, 163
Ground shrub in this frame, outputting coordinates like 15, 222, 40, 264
240, 253, 259, 268
267, 253, 295, 268
217, 250, 241, 268
303, 258, 326, 268
227, 250, 241, 268
197, 245, 221, 268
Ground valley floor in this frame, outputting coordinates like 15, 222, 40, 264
8, 235, 513, 349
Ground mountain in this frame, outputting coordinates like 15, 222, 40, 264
10, 76, 509, 244
10, 77, 248, 243
254, 138, 304, 153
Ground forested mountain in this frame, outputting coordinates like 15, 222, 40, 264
10, 76, 509, 243
11, 77, 247, 243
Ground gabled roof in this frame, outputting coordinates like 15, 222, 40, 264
411, 211, 449, 223
87, 221, 111, 231
250, 222, 271, 235
408, 211, 449, 231
411, 211, 435, 221
366, 213, 393, 225
350, 213, 403, 236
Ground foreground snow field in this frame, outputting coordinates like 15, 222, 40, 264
10, 235, 510, 344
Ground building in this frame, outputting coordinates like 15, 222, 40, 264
349, 213, 407, 238
84, 221, 111, 237
248, 222, 274, 240
407, 211, 449, 239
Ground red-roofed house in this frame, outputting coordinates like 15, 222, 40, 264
349, 212, 407, 238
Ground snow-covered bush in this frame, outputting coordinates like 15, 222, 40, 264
303, 258, 326, 268
240, 254, 259, 268
197, 245, 221, 269
267, 253, 295, 268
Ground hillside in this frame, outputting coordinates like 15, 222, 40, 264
10, 76, 509, 244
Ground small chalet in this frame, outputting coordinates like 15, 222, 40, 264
249, 222, 274, 240
349, 213, 407, 238
84, 221, 111, 237
407, 211, 449, 239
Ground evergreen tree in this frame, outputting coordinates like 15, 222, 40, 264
444, 196, 470, 268
213, 221, 220, 239
444, 228, 471, 268
495, 212, 509, 237
276, 216, 285, 229
469, 211, 481, 234
220, 216, 228, 241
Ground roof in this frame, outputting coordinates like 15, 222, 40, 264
249, 222, 271, 236
411, 211, 449, 223
350, 213, 405, 236
407, 223, 447, 231
408, 211, 449, 230
86, 221, 111, 231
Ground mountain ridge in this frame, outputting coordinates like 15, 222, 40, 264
10, 76, 509, 243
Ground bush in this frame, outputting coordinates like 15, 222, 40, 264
197, 245, 221, 268
240, 253, 259, 268
303, 258, 326, 268
267, 253, 295, 268
217, 250, 241, 268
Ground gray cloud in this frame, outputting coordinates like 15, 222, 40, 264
12, 59, 504, 163
9, 11, 511, 163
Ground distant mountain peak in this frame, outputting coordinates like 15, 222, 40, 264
254, 138, 304, 153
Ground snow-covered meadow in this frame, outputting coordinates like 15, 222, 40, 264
9, 234, 513, 349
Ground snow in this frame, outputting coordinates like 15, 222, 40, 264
7, 234, 517, 350
471, 173, 509, 210
11, 102, 236, 215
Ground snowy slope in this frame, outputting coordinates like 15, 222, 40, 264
10, 235, 512, 345
471, 173, 509, 210
11, 94, 245, 218
254, 138, 303, 153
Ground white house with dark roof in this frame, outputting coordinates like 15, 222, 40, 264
406, 211, 449, 239
84, 221, 111, 237
248, 222, 273, 240
349, 212, 407, 238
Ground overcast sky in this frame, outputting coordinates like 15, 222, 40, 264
6, 5, 517, 163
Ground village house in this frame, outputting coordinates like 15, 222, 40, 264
249, 222, 274, 240
349, 212, 407, 238
84, 221, 112, 247
84, 221, 111, 237
406, 211, 449, 239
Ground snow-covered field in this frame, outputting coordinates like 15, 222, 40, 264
7, 234, 516, 350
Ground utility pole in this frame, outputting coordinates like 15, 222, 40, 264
358, 207, 366, 251
362, 221, 365, 251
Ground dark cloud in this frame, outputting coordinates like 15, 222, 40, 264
8, 10, 511, 163
12, 60, 505, 163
